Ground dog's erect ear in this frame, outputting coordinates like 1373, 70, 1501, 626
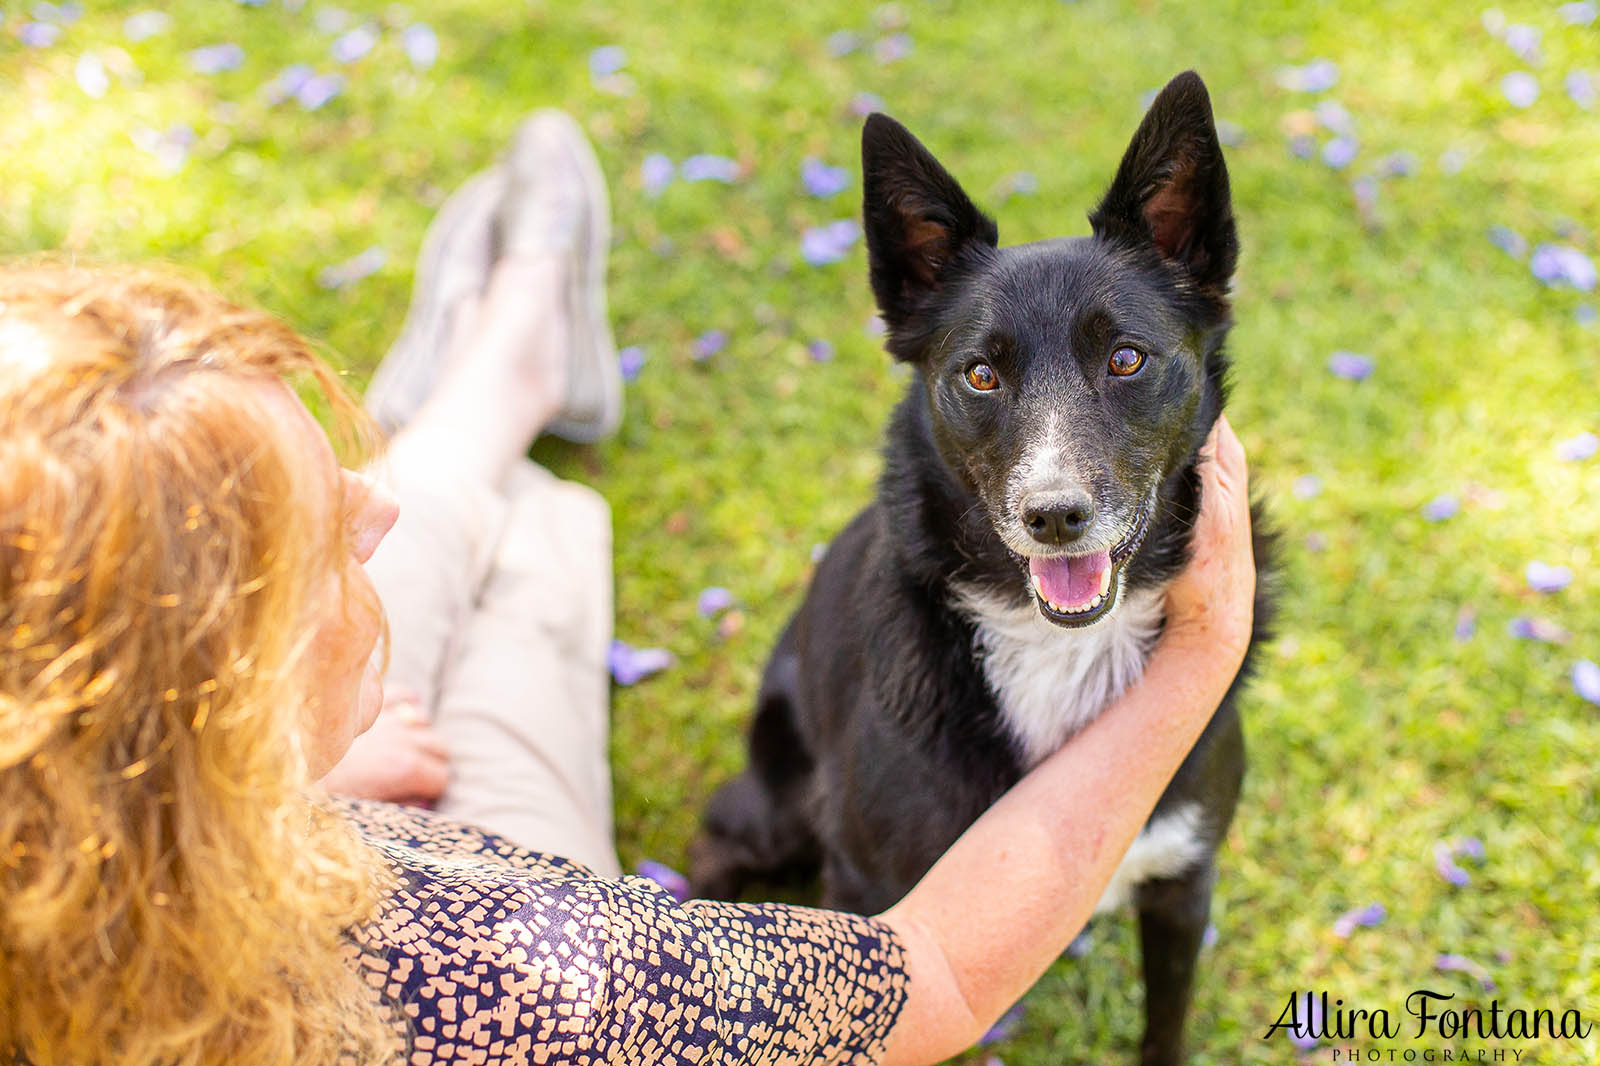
1089, 71, 1237, 294
862, 114, 998, 349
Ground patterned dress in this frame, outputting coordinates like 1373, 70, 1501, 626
341, 800, 908, 1065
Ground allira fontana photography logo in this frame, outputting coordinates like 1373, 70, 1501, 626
1264, 989, 1592, 1061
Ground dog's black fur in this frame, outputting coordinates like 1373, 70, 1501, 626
690, 72, 1273, 1065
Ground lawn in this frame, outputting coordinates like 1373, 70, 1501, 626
3, 1, 1597, 1063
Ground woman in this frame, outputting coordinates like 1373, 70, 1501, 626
0, 116, 1255, 1066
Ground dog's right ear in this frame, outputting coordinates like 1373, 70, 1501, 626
862, 114, 998, 358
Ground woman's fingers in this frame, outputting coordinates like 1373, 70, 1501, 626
1163, 414, 1255, 654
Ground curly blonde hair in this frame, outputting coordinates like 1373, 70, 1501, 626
0, 264, 398, 1065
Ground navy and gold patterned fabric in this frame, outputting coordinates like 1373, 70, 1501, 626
339, 799, 908, 1064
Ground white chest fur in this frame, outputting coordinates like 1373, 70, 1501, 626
954, 584, 1208, 912
957, 584, 1165, 769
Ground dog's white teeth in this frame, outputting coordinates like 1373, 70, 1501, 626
1098, 568, 1112, 596
1033, 574, 1047, 598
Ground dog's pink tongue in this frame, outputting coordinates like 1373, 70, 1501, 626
1029, 551, 1110, 610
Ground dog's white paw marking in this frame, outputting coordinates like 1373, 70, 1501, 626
1092, 802, 1208, 914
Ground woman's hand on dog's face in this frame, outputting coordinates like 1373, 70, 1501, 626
1163, 414, 1255, 664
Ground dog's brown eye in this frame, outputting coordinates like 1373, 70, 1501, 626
1109, 346, 1146, 377
965, 363, 999, 391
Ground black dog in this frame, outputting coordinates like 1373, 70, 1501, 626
691, 71, 1272, 1065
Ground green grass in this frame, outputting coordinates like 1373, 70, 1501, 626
4, 1, 1598, 1062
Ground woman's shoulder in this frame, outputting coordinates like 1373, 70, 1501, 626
331, 795, 598, 881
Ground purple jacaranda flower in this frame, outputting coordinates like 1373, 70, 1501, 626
1293, 475, 1322, 499
618, 345, 646, 382
697, 586, 735, 618
1487, 225, 1528, 258
1314, 99, 1354, 134
123, 10, 169, 41
1531, 243, 1598, 290
189, 43, 245, 75
1454, 606, 1478, 642
297, 72, 345, 110
1332, 902, 1386, 938
1065, 928, 1094, 958
640, 153, 674, 197
807, 339, 834, 362
1322, 136, 1359, 170
873, 4, 908, 30
1567, 71, 1597, 109
313, 7, 350, 34
132, 123, 195, 175
1436, 954, 1496, 993
1352, 176, 1380, 226
1502, 72, 1539, 108
1287, 135, 1316, 160
1501, 24, 1541, 64
1421, 494, 1460, 522
693, 329, 728, 361
331, 23, 378, 63
1202, 923, 1219, 949
1215, 120, 1244, 147
825, 29, 862, 56
978, 1003, 1026, 1045
801, 157, 851, 198
263, 63, 314, 104
801, 219, 860, 266
1578, 305, 1598, 327
865, 314, 887, 338
1378, 150, 1418, 177
402, 23, 437, 69
1573, 659, 1600, 704
75, 52, 109, 97
1276, 59, 1340, 92
1439, 146, 1470, 174
1455, 837, 1486, 863
317, 246, 385, 290
1508, 616, 1572, 644
873, 31, 912, 63
811, 541, 829, 563
1526, 560, 1574, 593
31, 2, 79, 24
850, 91, 886, 117
1558, 431, 1600, 461
588, 44, 625, 79
1328, 351, 1374, 380
1560, 1, 1598, 25
20, 21, 60, 46
998, 171, 1039, 197
1434, 841, 1472, 886
680, 154, 740, 183
1287, 990, 1323, 1049
608, 639, 674, 685
635, 859, 691, 902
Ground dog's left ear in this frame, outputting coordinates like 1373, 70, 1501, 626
1089, 71, 1237, 295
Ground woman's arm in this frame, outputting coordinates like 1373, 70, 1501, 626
876, 415, 1257, 1065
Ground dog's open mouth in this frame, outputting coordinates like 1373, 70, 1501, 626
1024, 505, 1152, 628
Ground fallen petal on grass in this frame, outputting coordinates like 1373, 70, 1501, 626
1433, 841, 1471, 886
1276, 59, 1339, 92
1501, 71, 1539, 108
825, 30, 862, 57
1454, 605, 1477, 642
618, 346, 646, 382
635, 859, 691, 902
123, 10, 170, 41
1327, 351, 1375, 380
801, 157, 851, 198
693, 329, 728, 361
807, 339, 835, 362
331, 23, 379, 64
1422, 494, 1460, 522
1293, 475, 1322, 499
1560, 1, 1598, 24
801, 220, 860, 266
19, 22, 61, 47
1525, 560, 1573, 593
1287, 990, 1323, 1049
316, 246, 386, 290
297, 72, 345, 111
1530, 243, 1597, 290
608, 640, 674, 686
1436, 953, 1496, 993
697, 586, 735, 618
1487, 225, 1528, 258
588, 44, 626, 79
680, 154, 740, 183
850, 91, 886, 116
1333, 902, 1386, 938
640, 153, 675, 197
1567, 71, 1596, 109
1573, 659, 1600, 705
1507, 616, 1572, 644
402, 23, 437, 69
189, 43, 245, 74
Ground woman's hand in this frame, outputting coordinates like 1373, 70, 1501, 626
1161, 414, 1256, 664
318, 686, 451, 804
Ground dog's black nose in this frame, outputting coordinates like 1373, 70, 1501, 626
1021, 490, 1094, 545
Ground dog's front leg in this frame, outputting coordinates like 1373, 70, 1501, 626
1134, 860, 1216, 1066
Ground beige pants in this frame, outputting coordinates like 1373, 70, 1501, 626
363, 450, 621, 877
